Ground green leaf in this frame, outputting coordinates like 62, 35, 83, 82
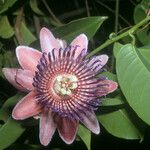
0, 16, 14, 39
134, 0, 150, 45
30, 0, 44, 15
0, 0, 17, 14
134, 0, 148, 24
0, 51, 18, 78
140, 44, 150, 49
98, 109, 143, 140
0, 94, 23, 122
20, 22, 36, 45
53, 16, 108, 43
116, 44, 150, 125
0, 117, 25, 150
101, 97, 124, 106
113, 42, 124, 58
138, 47, 150, 64
100, 71, 117, 82
78, 124, 91, 150
0, 94, 25, 149
3, 51, 18, 67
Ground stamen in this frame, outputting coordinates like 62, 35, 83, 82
53, 74, 78, 96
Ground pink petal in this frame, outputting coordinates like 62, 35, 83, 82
33, 115, 40, 119
99, 80, 118, 94
40, 27, 60, 54
57, 117, 78, 144
16, 46, 42, 72
70, 34, 88, 59
87, 55, 108, 72
98, 55, 108, 67
12, 91, 42, 120
2, 68, 28, 92
15, 69, 34, 91
57, 39, 67, 49
80, 111, 100, 134
39, 109, 56, 146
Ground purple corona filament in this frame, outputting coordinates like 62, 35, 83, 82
33, 46, 105, 120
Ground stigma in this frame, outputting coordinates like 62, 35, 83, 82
53, 74, 78, 96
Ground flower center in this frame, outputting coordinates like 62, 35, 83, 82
53, 74, 78, 96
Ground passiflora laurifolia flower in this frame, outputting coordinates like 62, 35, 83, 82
2, 27, 117, 146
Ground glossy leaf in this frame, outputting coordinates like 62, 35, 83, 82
101, 97, 124, 106
53, 16, 108, 43
0, 94, 25, 149
0, 16, 14, 39
78, 124, 91, 150
116, 44, 150, 125
98, 109, 143, 140
0, 117, 25, 150
0, 0, 17, 14
138, 47, 150, 65
134, 0, 150, 45
113, 42, 124, 58
140, 44, 150, 49
0, 94, 23, 122
0, 51, 18, 78
20, 22, 36, 45
134, 0, 149, 24
101, 71, 117, 82
3, 51, 18, 67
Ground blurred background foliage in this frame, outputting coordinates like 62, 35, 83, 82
0, 0, 150, 150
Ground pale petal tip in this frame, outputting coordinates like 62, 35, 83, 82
59, 134, 75, 145
2, 68, 15, 80
16, 45, 26, 54
16, 45, 36, 54
71, 33, 88, 46
64, 139, 74, 145
16, 46, 29, 62
40, 27, 51, 36
12, 109, 22, 120
2, 68, 28, 92
93, 125, 100, 135
40, 137, 51, 146
100, 54, 109, 63
79, 33, 88, 39
12, 106, 27, 120
108, 80, 118, 93
80, 111, 100, 135
89, 121, 100, 135
40, 27, 49, 32
77, 33, 88, 45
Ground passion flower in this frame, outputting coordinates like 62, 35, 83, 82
2, 27, 117, 146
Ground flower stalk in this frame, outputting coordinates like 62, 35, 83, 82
87, 16, 150, 58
